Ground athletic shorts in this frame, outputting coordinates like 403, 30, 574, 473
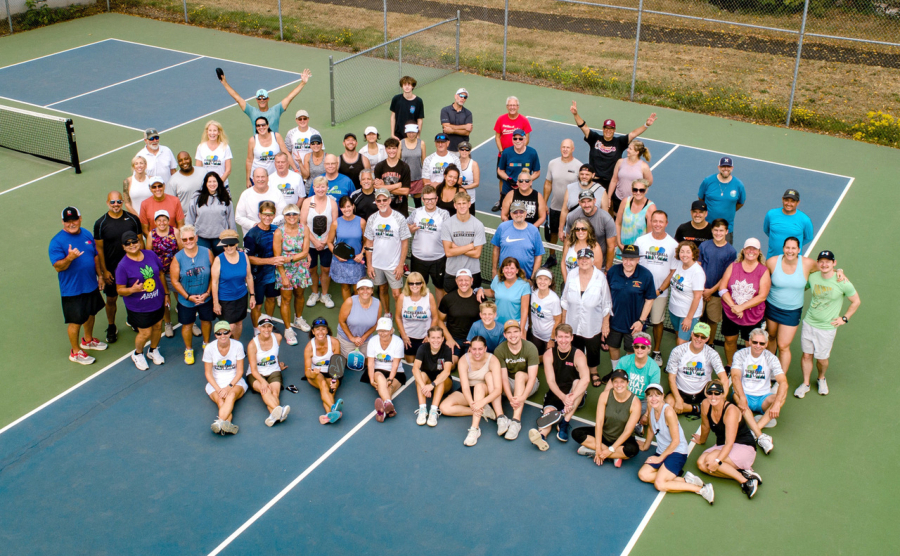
126, 305, 165, 330
410, 255, 446, 288
648, 451, 688, 475
102, 275, 118, 298
606, 329, 635, 353
571, 427, 640, 458
746, 393, 771, 413
545, 209, 561, 240
443, 272, 482, 294
506, 372, 540, 398
542, 390, 586, 413
765, 302, 802, 327
309, 247, 332, 268
704, 443, 756, 470
676, 389, 706, 407
610, 193, 624, 214
801, 322, 836, 360
372, 267, 403, 290
61, 289, 105, 325
526, 329, 549, 357
669, 312, 699, 342
721, 314, 762, 341
205, 377, 248, 396
360, 368, 407, 385
219, 296, 248, 324
177, 300, 215, 325
338, 335, 368, 359
253, 280, 279, 301
247, 371, 283, 391
649, 295, 669, 325
404, 336, 425, 357
702, 295, 723, 324
451, 336, 470, 358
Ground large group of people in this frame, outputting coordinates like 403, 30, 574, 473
49, 71, 861, 506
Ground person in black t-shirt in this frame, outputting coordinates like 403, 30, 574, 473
390, 76, 425, 141
500, 168, 547, 227
94, 191, 143, 343
411, 326, 454, 426
437, 269, 482, 364
373, 137, 411, 218
674, 200, 714, 249
350, 171, 378, 221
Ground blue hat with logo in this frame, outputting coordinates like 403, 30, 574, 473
719, 156, 733, 167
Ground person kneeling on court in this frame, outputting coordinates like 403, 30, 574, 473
638, 383, 715, 504
494, 320, 541, 441
246, 315, 290, 427
203, 321, 247, 435
572, 369, 641, 467
411, 326, 454, 427
529, 324, 589, 451
365, 318, 406, 422
439, 336, 504, 447
303, 317, 345, 425
730, 326, 787, 455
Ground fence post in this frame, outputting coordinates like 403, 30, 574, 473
456, 10, 460, 72
786, 0, 810, 127
630, 0, 644, 101
182, 0, 188, 23
384, 0, 388, 58
5, 0, 12, 34
502, 0, 509, 80
106, 0, 110, 12
329, 56, 336, 126
399, 39, 403, 81
277, 0, 283, 40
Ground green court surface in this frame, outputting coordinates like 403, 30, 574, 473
1, 13, 897, 555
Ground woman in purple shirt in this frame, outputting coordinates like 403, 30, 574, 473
717, 238, 771, 366
115, 231, 167, 371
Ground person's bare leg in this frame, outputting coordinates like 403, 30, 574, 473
104, 295, 118, 326
280, 289, 293, 325
67, 323, 82, 352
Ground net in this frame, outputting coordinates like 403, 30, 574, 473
0, 105, 81, 173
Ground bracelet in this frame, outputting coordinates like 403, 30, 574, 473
577, 120, 586, 128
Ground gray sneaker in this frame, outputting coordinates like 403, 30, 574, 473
482, 404, 497, 421
577, 445, 596, 456
683, 471, 704, 487
464, 427, 481, 446
306, 292, 320, 307
653, 352, 663, 367
699, 483, 715, 505
211, 419, 223, 434
529, 428, 549, 451
284, 327, 298, 346
496, 414, 511, 436
817, 378, 829, 395
794, 383, 810, 398
295, 317, 311, 332
280, 405, 290, 422
220, 420, 239, 435
192, 323, 202, 336
504, 419, 522, 440
321, 293, 335, 309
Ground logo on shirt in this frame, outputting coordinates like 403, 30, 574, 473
276, 182, 295, 196
402, 306, 429, 320
215, 359, 236, 371
729, 279, 757, 305
431, 161, 449, 178
730, 190, 738, 198
375, 224, 394, 238
260, 355, 277, 367
644, 246, 668, 262
505, 237, 524, 243
745, 364, 765, 380
531, 301, 548, 319
672, 274, 685, 292
595, 141, 616, 154
683, 361, 703, 376
418, 217, 438, 232
631, 280, 643, 288
376, 353, 393, 362
260, 150, 275, 162
294, 138, 310, 150
203, 155, 222, 167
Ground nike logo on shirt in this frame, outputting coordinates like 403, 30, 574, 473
505, 238, 525, 242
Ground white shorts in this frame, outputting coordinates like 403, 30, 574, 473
339, 335, 370, 359
508, 374, 540, 398
206, 377, 248, 396
800, 322, 837, 360
649, 295, 669, 325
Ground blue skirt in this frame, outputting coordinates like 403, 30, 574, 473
765, 302, 802, 327
330, 257, 366, 285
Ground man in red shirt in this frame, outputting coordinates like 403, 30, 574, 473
492, 96, 532, 212
139, 180, 185, 236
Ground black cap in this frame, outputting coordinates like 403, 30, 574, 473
705, 382, 725, 395
691, 200, 707, 211
621, 245, 640, 259
609, 369, 629, 382
817, 250, 835, 261
310, 134, 323, 144
121, 230, 139, 243
434, 133, 449, 142
578, 190, 595, 201
783, 189, 800, 200
343, 132, 357, 140
576, 248, 594, 259
61, 207, 81, 222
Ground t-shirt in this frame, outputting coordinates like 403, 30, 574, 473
194, 143, 233, 183
666, 343, 726, 395
674, 222, 713, 249
440, 104, 473, 151
169, 170, 205, 217
546, 157, 583, 211
49, 228, 99, 297
698, 175, 746, 231
350, 189, 378, 221
271, 170, 305, 207
136, 146, 178, 186
699, 240, 738, 290
202, 339, 245, 388
114, 250, 165, 313
244, 103, 286, 134
606, 264, 657, 334
421, 152, 460, 186
530, 290, 562, 342
364, 209, 411, 270
326, 174, 355, 202
564, 207, 617, 264
390, 94, 425, 138
243, 224, 278, 285
633, 233, 679, 296
763, 208, 814, 259
493, 340, 540, 375
491, 221, 545, 277
408, 206, 451, 261
367, 335, 406, 372
139, 194, 185, 228
438, 290, 481, 341
441, 214, 486, 276
373, 159, 411, 213
498, 146, 541, 185
415, 343, 452, 378
490, 276, 532, 326
467, 320, 505, 352
804, 273, 856, 330
584, 130, 629, 181
617, 354, 661, 400
284, 126, 322, 161
668, 263, 706, 318
93, 211, 142, 271
732, 348, 783, 397
493, 114, 532, 151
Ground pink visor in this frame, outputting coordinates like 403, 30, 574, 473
633, 336, 651, 347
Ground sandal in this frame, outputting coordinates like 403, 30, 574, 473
590, 373, 603, 388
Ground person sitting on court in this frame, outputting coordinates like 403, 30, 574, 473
437, 269, 482, 366
169, 225, 214, 364
439, 336, 504, 447
410, 326, 454, 427
203, 321, 246, 435
337, 278, 381, 358
246, 315, 290, 427
365, 318, 406, 423
730, 327, 787, 456
665, 322, 728, 418
528, 324, 589, 451
692, 380, 762, 499
572, 369, 641, 467
304, 317, 345, 425
466, 301, 505, 353
616, 332, 660, 435
638, 383, 715, 504
494, 320, 541, 441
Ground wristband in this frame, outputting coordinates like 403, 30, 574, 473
577, 120, 586, 128
718, 289, 728, 297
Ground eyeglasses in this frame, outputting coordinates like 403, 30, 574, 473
518, 179, 531, 183
632, 188, 647, 193
182, 236, 196, 242
750, 340, 767, 346
147, 136, 160, 141
284, 212, 300, 217
408, 281, 423, 286
692, 334, 708, 340
256, 123, 267, 128
574, 227, 588, 232
422, 197, 438, 202
123, 240, 139, 246
215, 330, 230, 336
260, 212, 276, 217
109, 200, 123, 205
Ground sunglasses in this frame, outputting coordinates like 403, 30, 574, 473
706, 390, 723, 396
574, 227, 588, 232
632, 188, 647, 193
512, 137, 525, 141
284, 212, 300, 217
408, 281, 423, 286
257, 96, 268, 100
147, 136, 160, 141
633, 344, 650, 350
375, 199, 390, 203
459, 147, 470, 152
109, 200, 123, 205
692, 334, 708, 340
750, 340, 767, 346
256, 123, 268, 127
182, 236, 196, 241
150, 184, 164, 190
123, 240, 139, 246
297, 116, 309, 120
458, 94, 468, 99
518, 179, 531, 183
260, 212, 276, 217
310, 141, 322, 145
215, 330, 230, 336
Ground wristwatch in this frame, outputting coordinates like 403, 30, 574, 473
841, 316, 848, 323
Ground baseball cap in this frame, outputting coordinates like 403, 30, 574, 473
692, 322, 711, 337
578, 190, 595, 201
503, 320, 521, 332
144, 128, 159, 139
743, 237, 761, 250
434, 133, 449, 142
719, 156, 733, 167
817, 250, 836, 261
153, 209, 170, 220
310, 134, 323, 144
376, 317, 393, 331
644, 383, 664, 394
255, 89, 269, 98
356, 279, 374, 289
783, 189, 800, 200
364, 126, 378, 136
511, 128, 526, 137
312, 317, 329, 329
535, 268, 553, 280
344, 132, 357, 140
456, 87, 468, 96
609, 369, 628, 382
374, 188, 391, 198
404, 124, 419, 133
455, 268, 473, 278
705, 382, 725, 395
295, 109, 309, 118
257, 314, 275, 327
603, 119, 616, 128
621, 245, 640, 259
61, 206, 81, 222
121, 230, 139, 244
458, 140, 472, 150
691, 200, 708, 211
214, 321, 231, 333
510, 200, 527, 213
576, 248, 594, 259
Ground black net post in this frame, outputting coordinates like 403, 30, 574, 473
65, 119, 81, 174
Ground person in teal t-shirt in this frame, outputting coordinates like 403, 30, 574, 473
218, 68, 311, 135
616, 332, 660, 435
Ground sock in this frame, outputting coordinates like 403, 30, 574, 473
611, 359, 619, 371
135, 350, 141, 356
419, 404, 427, 412
430, 405, 438, 414
652, 351, 660, 357
512, 418, 520, 423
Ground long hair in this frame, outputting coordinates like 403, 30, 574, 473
201, 120, 229, 146
565, 217, 598, 249
197, 172, 231, 208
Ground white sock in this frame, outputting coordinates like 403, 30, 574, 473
611, 359, 619, 371
419, 404, 427, 412
430, 405, 439, 413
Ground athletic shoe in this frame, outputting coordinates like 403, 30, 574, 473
653, 352, 663, 367
683, 472, 704, 487
758, 433, 774, 455
614, 458, 623, 468
147, 348, 165, 365
383, 313, 392, 321
295, 317, 311, 332
557, 419, 570, 442
132, 351, 149, 371
332, 398, 344, 413
685, 413, 701, 421
321, 294, 335, 309
504, 419, 522, 440
741, 478, 759, 499
482, 404, 497, 421
817, 378, 829, 395
794, 383, 810, 398
265, 406, 283, 427
598, 371, 612, 385
106, 324, 118, 344
633, 423, 645, 437
464, 427, 481, 446
577, 445, 596, 457
220, 420, 239, 435
544, 254, 558, 269
80, 337, 108, 351
184, 348, 195, 365
755, 414, 777, 429
738, 468, 763, 485
284, 328, 298, 346
192, 323, 202, 336
306, 292, 320, 307
415, 407, 428, 426
164, 322, 174, 338
496, 414, 511, 436
211, 419, 223, 434
427, 407, 440, 427
280, 405, 290, 421
491, 200, 501, 212
326, 410, 342, 423
384, 399, 397, 418
536, 410, 563, 430
375, 398, 385, 422
529, 428, 550, 451
403, 264, 410, 277
69, 349, 95, 365
699, 483, 715, 505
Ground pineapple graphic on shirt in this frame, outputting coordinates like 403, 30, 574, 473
140, 265, 156, 293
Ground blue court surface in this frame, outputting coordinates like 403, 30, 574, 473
0, 315, 656, 555
0, 39, 301, 131
471, 118, 853, 256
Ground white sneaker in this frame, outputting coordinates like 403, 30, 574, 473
754, 414, 777, 429
280, 405, 290, 422
265, 406, 283, 427
192, 324, 202, 336
69, 350, 95, 365
482, 404, 497, 421
464, 427, 481, 446
683, 471, 704, 487
504, 419, 522, 440
211, 419, 223, 434
321, 293, 335, 309
415, 407, 428, 426
284, 327, 298, 346
699, 483, 715, 505
758, 433, 774, 455
147, 348, 165, 365
496, 414, 511, 436
653, 352, 663, 367
577, 445, 596, 457
529, 428, 549, 451
132, 351, 149, 371
164, 322, 174, 338
794, 383, 810, 398
817, 378, 829, 395
295, 317, 311, 332
427, 407, 440, 427
79, 338, 108, 351
306, 292, 320, 307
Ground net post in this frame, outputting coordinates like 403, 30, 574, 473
278, 0, 283, 40
630, 0, 643, 101
502, 0, 509, 80
456, 10, 460, 72
65, 119, 82, 174
182, 0, 188, 23
6, 0, 13, 34
329, 56, 336, 126
786, 0, 810, 127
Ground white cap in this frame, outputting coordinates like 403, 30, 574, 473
364, 126, 378, 136
645, 383, 664, 394
154, 209, 170, 220
356, 279, 374, 289
455, 268, 473, 278
404, 124, 419, 133
535, 268, 553, 280
456, 87, 468, 96
743, 237, 761, 250
295, 109, 309, 118
376, 317, 393, 331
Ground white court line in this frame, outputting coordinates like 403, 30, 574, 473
206, 379, 416, 556
802, 177, 855, 258
0, 38, 114, 71
46, 57, 204, 107
0, 95, 144, 131
648, 144, 678, 171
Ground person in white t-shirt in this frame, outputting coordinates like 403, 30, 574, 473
528, 268, 562, 354
407, 185, 451, 303
284, 109, 322, 164
668, 241, 706, 345
421, 133, 460, 189
270, 152, 305, 207
364, 189, 411, 317
202, 321, 246, 435
634, 210, 679, 364
195, 120, 233, 187
235, 168, 286, 236
731, 327, 787, 455
665, 322, 728, 417
137, 128, 177, 187
365, 318, 406, 422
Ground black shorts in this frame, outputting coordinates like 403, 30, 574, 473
570, 427, 640, 458
721, 314, 763, 341
676, 389, 706, 407
526, 329, 549, 357
542, 390, 586, 412
605, 329, 634, 353
102, 276, 118, 298
410, 255, 446, 288
610, 193, 624, 214
451, 336, 470, 358
254, 280, 279, 301
177, 300, 215, 325
443, 272, 482, 294
61, 289, 105, 325
573, 332, 606, 368
404, 336, 425, 357
126, 305, 165, 330
309, 247, 332, 268
219, 296, 248, 324
359, 368, 408, 385
545, 209, 561, 240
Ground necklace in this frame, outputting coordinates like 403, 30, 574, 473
555, 346, 571, 360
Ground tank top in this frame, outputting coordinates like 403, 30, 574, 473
310, 336, 334, 373
251, 134, 278, 177
603, 390, 635, 440
436, 184, 458, 216
650, 403, 689, 456
722, 261, 767, 325
250, 335, 280, 377
338, 295, 381, 341
339, 152, 365, 189
620, 197, 651, 247
217, 251, 248, 301
307, 153, 326, 186
565, 181, 602, 210
281, 225, 306, 276
464, 353, 491, 386
613, 158, 644, 201
174, 246, 211, 307
129, 173, 161, 214
336, 216, 363, 254
552, 347, 579, 393
400, 294, 432, 340
150, 227, 178, 272
707, 401, 757, 450
768, 255, 806, 310
401, 139, 423, 181
306, 196, 334, 242
459, 158, 476, 203
512, 188, 540, 225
